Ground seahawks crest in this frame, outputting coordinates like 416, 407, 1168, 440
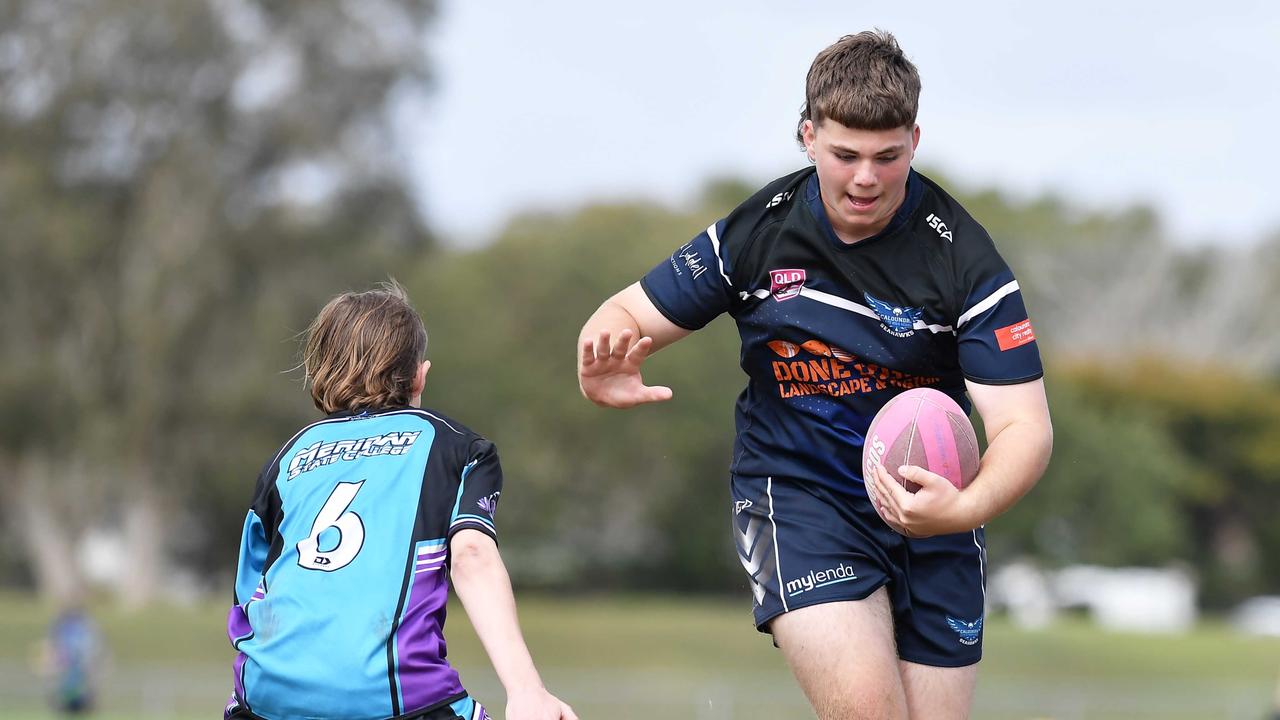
946, 615, 983, 646
864, 293, 924, 337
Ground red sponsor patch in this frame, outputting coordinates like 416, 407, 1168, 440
769, 268, 806, 301
995, 319, 1036, 351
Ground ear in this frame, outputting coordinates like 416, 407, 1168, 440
911, 124, 921, 154
802, 119, 817, 162
410, 360, 431, 398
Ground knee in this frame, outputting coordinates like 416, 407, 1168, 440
813, 687, 908, 720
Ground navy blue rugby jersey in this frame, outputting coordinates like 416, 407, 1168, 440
226, 406, 502, 720
641, 167, 1043, 496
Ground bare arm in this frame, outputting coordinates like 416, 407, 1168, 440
450, 530, 577, 720
958, 378, 1054, 523
577, 282, 691, 408
870, 378, 1053, 537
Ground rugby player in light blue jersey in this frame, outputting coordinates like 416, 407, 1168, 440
226, 284, 576, 720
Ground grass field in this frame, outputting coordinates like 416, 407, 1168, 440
1, 591, 1277, 719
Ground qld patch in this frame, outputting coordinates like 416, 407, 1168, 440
769, 269, 806, 301
995, 319, 1036, 351
864, 293, 923, 337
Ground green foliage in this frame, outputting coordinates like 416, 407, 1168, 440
1056, 362, 1280, 607
401, 185, 1280, 603
0, 0, 438, 593
988, 373, 1198, 567
2, 2, 1279, 605
404, 202, 746, 588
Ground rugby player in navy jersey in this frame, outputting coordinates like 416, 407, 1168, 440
577, 31, 1053, 720
226, 284, 576, 720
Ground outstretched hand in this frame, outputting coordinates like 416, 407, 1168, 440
578, 328, 673, 408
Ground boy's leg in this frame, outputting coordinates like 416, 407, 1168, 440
893, 530, 986, 719
771, 589, 908, 720
900, 660, 977, 720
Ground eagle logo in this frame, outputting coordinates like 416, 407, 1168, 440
946, 616, 983, 645
864, 293, 924, 336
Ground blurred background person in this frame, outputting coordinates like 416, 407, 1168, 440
39, 601, 104, 716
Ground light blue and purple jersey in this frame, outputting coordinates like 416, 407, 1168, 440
227, 407, 501, 720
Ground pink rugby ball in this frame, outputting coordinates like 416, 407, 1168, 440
862, 388, 979, 494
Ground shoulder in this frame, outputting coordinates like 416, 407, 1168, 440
720, 168, 814, 243
910, 171, 1018, 286
261, 415, 354, 480
403, 406, 494, 455
392, 406, 483, 440
913, 172, 997, 252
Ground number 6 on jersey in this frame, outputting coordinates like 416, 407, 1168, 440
297, 481, 366, 571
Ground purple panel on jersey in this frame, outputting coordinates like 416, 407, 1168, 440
395, 546, 463, 712
232, 652, 247, 703
227, 604, 253, 644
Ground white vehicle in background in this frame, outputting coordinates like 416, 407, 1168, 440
1232, 596, 1280, 637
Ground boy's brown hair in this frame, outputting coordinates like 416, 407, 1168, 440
795, 30, 921, 142
302, 282, 427, 414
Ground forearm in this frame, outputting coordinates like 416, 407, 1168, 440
960, 416, 1053, 527
451, 542, 544, 696
578, 282, 689, 360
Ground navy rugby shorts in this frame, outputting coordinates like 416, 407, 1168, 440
730, 474, 986, 667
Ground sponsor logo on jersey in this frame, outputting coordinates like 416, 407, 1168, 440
732, 498, 754, 515
477, 491, 501, 515
864, 293, 924, 338
946, 615, 983, 645
769, 268, 806, 301
926, 213, 954, 242
995, 318, 1036, 351
765, 189, 795, 209
287, 431, 421, 480
785, 562, 858, 597
669, 241, 708, 280
765, 337, 940, 399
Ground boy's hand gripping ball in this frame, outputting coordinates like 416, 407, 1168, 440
862, 388, 979, 516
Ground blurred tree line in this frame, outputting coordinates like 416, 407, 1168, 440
0, 0, 436, 606
399, 187, 1280, 612
2, 0, 1279, 612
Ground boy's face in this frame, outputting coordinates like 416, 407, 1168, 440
802, 119, 919, 244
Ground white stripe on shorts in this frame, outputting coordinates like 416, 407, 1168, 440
766, 476, 788, 613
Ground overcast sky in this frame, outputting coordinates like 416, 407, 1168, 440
405, 0, 1279, 248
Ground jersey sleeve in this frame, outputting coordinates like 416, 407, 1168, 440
234, 510, 270, 606
232, 456, 280, 608
953, 233, 1044, 385
639, 220, 736, 330
447, 438, 503, 540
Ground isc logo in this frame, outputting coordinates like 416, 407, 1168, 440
766, 189, 795, 209
926, 213, 954, 242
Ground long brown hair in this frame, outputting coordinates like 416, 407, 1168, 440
302, 282, 427, 414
